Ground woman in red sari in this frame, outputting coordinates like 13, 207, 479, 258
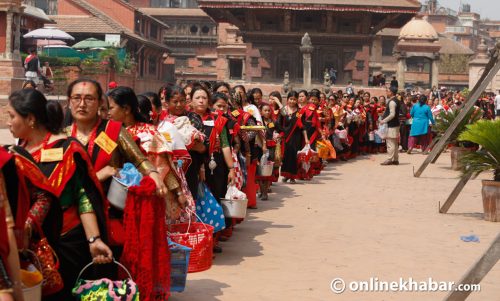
65, 79, 166, 245
107, 86, 184, 300
298, 89, 323, 179
107, 87, 187, 219
6, 89, 112, 300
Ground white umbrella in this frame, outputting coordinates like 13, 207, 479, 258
24, 26, 74, 56
23, 26, 74, 41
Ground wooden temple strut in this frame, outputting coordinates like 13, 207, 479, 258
438, 171, 472, 213
442, 233, 500, 301
413, 42, 500, 178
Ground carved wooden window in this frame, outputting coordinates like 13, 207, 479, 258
251, 57, 259, 67
149, 56, 157, 75
382, 39, 395, 57
150, 23, 158, 39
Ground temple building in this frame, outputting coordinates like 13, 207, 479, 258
371, 16, 474, 90
198, 0, 421, 85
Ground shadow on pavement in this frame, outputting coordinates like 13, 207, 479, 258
169, 279, 230, 301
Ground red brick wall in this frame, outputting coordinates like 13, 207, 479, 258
58, 0, 91, 15
0, 14, 6, 53
343, 45, 370, 86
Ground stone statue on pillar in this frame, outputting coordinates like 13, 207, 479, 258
283, 71, 290, 93
300, 32, 314, 89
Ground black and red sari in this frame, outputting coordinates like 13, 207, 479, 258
277, 109, 303, 180
9, 137, 108, 301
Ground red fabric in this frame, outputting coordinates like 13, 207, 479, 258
158, 110, 169, 121
121, 176, 170, 301
93, 120, 122, 172
243, 161, 258, 208
204, 113, 228, 155
0, 149, 11, 260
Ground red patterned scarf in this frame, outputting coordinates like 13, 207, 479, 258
121, 176, 170, 300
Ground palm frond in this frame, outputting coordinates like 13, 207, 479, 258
434, 107, 481, 145
459, 119, 500, 181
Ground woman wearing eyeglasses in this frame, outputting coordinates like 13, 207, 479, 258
65, 79, 167, 247
6, 89, 113, 300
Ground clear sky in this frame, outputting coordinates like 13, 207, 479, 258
422, 0, 500, 21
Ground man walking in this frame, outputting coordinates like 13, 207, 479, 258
380, 86, 400, 165
24, 48, 41, 84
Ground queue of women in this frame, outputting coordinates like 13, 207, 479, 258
0, 79, 392, 300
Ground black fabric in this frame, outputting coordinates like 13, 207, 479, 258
201, 115, 229, 200
25, 56, 39, 72
277, 113, 302, 177
7, 146, 62, 246
383, 97, 400, 128
43, 225, 90, 301
186, 150, 203, 199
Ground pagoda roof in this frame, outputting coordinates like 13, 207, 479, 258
198, 0, 421, 13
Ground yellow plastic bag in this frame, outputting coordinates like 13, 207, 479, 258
316, 140, 336, 160
21, 267, 43, 288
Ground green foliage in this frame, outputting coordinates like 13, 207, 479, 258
461, 88, 470, 98
98, 48, 123, 72
434, 107, 482, 146
438, 54, 470, 74
459, 119, 500, 181
21, 53, 81, 66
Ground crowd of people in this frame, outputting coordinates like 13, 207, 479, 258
0, 77, 498, 301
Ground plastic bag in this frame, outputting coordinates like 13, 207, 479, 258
376, 123, 388, 140
196, 183, 226, 232
297, 144, 313, 173
260, 150, 269, 166
316, 139, 336, 160
225, 185, 247, 200
117, 163, 142, 187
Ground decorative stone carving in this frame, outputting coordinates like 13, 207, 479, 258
283, 71, 290, 93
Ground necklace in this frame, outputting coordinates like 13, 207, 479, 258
71, 118, 101, 155
24, 132, 52, 162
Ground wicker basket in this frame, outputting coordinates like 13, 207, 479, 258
168, 222, 214, 273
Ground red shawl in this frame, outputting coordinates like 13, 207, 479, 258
121, 176, 170, 301
204, 113, 228, 155
0, 149, 12, 261
297, 103, 319, 129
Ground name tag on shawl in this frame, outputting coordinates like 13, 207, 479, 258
95, 132, 117, 155
296, 113, 302, 118
203, 120, 215, 126
231, 110, 240, 117
268, 122, 275, 128
162, 132, 172, 142
40, 148, 63, 162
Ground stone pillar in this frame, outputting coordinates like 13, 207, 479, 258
13, 13, 21, 56
326, 12, 334, 33
284, 11, 291, 32
300, 33, 313, 89
5, 11, 13, 59
396, 54, 406, 90
431, 54, 439, 88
